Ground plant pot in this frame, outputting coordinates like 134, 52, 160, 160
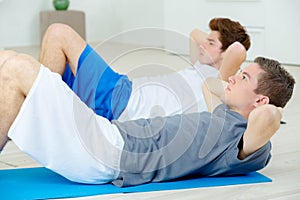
53, 0, 70, 11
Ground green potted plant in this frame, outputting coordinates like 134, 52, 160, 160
53, 0, 70, 11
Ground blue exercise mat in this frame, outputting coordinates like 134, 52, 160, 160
0, 167, 271, 199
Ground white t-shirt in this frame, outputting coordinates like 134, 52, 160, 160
118, 61, 219, 121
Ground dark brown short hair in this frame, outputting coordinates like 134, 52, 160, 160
254, 57, 295, 108
209, 18, 251, 51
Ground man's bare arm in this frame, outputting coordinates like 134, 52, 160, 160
189, 28, 207, 65
238, 104, 282, 160
203, 77, 228, 112
219, 42, 246, 81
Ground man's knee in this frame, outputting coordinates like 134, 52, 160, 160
0, 53, 39, 83
45, 23, 74, 41
0, 50, 18, 66
0, 50, 18, 57
0, 58, 16, 84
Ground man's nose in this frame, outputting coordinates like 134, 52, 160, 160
199, 44, 205, 51
228, 75, 236, 84
201, 41, 208, 49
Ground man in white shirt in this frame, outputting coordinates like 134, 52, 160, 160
39, 18, 249, 121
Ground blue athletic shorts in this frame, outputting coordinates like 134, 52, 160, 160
62, 44, 132, 121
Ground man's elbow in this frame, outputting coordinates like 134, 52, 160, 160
252, 104, 282, 132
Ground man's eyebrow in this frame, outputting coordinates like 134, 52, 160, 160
241, 70, 251, 80
207, 38, 216, 43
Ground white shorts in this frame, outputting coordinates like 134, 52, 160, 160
8, 65, 125, 184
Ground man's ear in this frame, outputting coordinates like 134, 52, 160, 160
254, 95, 270, 107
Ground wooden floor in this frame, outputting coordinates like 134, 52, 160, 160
0, 44, 300, 199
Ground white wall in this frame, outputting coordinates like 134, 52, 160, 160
264, 0, 300, 65
0, 0, 122, 47
0, 0, 49, 47
163, 0, 267, 60
0, 0, 164, 48
0, 0, 299, 65
163, 0, 300, 65
106, 0, 165, 46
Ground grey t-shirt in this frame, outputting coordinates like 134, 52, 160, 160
112, 104, 271, 187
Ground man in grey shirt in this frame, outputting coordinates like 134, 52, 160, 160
0, 51, 295, 186
111, 57, 295, 186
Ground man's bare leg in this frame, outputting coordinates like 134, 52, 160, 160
0, 51, 40, 150
0, 50, 17, 67
39, 23, 87, 76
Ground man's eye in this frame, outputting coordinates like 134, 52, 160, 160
242, 75, 246, 80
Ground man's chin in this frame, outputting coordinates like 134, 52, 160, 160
198, 59, 211, 66
198, 57, 214, 66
